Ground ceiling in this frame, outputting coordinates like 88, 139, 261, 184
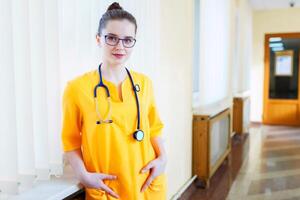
249, 0, 300, 10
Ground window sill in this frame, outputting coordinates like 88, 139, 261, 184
193, 97, 232, 117
9, 166, 83, 200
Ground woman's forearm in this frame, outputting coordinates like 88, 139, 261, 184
150, 136, 167, 161
64, 148, 87, 181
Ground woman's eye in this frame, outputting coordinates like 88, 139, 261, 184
108, 36, 118, 42
124, 39, 133, 44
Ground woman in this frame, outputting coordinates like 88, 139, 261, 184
61, 2, 167, 200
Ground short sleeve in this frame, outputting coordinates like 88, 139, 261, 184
61, 82, 82, 151
148, 79, 164, 137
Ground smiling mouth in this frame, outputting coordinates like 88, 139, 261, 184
112, 53, 125, 59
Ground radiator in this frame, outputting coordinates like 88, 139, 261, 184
233, 96, 250, 135
192, 108, 231, 188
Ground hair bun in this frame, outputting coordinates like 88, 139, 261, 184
107, 2, 123, 11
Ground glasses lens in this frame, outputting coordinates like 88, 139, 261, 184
105, 35, 119, 46
123, 38, 136, 48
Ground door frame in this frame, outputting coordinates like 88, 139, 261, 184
263, 32, 300, 125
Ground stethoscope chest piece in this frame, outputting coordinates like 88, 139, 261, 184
133, 130, 144, 142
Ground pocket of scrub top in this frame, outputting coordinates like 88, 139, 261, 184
105, 179, 121, 198
148, 173, 166, 192
85, 187, 105, 199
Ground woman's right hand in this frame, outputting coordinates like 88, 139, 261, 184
64, 150, 119, 198
80, 172, 120, 199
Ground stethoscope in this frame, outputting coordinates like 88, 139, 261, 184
93, 63, 144, 142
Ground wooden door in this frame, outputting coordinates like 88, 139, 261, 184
263, 33, 300, 126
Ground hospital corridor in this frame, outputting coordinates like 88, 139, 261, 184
1, 0, 300, 199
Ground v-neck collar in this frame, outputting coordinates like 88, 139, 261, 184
101, 75, 130, 103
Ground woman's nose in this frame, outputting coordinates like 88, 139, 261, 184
115, 40, 125, 49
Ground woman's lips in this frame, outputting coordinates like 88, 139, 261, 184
112, 53, 125, 59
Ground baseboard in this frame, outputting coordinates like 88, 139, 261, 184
170, 175, 197, 200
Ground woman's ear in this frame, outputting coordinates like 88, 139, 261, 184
96, 34, 101, 46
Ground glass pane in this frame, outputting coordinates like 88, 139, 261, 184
269, 38, 300, 99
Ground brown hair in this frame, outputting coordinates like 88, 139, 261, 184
97, 2, 137, 36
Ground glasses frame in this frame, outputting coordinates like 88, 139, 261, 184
104, 35, 136, 48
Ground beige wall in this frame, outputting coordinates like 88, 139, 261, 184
252, 8, 300, 122
159, 0, 194, 198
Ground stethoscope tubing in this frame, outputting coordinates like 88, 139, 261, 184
94, 63, 141, 132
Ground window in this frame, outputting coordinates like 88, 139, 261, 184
193, 0, 201, 107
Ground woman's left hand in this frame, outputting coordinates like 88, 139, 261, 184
140, 156, 167, 192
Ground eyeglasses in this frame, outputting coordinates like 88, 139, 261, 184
104, 35, 136, 48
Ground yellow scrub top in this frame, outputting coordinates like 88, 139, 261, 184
61, 69, 166, 200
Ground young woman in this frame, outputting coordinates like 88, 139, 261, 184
61, 2, 167, 200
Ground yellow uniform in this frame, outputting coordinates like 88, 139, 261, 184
61, 69, 166, 200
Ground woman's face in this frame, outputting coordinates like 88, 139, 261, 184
97, 19, 136, 66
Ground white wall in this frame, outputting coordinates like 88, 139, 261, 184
252, 8, 300, 122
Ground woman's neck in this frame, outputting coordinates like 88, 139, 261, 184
101, 62, 127, 85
